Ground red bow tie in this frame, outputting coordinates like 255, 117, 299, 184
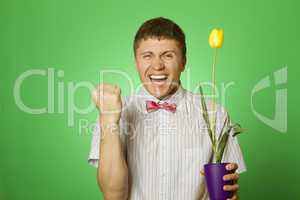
146, 100, 177, 113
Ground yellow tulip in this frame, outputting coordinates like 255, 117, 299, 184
208, 28, 224, 48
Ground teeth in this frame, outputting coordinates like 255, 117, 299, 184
150, 75, 167, 80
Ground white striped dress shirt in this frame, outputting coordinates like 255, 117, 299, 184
88, 85, 246, 200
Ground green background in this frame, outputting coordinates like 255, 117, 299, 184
0, 0, 299, 199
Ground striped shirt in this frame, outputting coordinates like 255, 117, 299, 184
88, 85, 246, 200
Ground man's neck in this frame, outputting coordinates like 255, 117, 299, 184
157, 81, 181, 100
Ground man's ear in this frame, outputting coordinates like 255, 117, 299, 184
134, 55, 138, 69
180, 57, 186, 72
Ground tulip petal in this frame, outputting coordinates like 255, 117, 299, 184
209, 28, 224, 48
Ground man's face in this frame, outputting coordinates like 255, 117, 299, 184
135, 38, 186, 99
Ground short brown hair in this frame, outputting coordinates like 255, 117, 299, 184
133, 17, 186, 60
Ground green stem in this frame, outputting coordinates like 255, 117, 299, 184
211, 48, 218, 148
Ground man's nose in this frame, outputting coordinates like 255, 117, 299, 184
151, 57, 165, 70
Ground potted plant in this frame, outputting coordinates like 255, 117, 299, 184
199, 28, 245, 200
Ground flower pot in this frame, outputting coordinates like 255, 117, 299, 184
204, 162, 234, 200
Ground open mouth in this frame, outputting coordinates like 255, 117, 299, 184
149, 74, 168, 85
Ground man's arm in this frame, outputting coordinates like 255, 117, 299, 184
92, 84, 128, 200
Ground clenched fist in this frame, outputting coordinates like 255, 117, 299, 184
92, 84, 122, 124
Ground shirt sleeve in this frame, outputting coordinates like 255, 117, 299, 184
222, 128, 247, 174
87, 117, 101, 168
216, 106, 247, 174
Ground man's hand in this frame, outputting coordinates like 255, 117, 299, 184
92, 83, 122, 124
200, 162, 240, 200
223, 163, 240, 200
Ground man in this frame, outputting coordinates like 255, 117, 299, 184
88, 17, 246, 200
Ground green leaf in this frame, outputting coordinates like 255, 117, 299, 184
198, 85, 214, 143
218, 114, 229, 141
231, 123, 247, 137
215, 126, 231, 163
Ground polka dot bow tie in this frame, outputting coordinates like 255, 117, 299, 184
146, 100, 176, 113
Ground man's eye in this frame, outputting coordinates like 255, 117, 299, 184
143, 55, 151, 59
164, 54, 173, 59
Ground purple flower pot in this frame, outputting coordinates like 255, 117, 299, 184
204, 162, 234, 200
